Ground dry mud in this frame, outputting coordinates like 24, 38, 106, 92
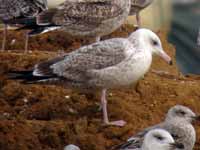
0, 25, 200, 150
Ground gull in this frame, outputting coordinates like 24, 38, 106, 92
64, 144, 80, 150
114, 105, 199, 149
27, 0, 131, 42
8, 28, 172, 127
131, 129, 184, 150
0, 0, 48, 52
130, 0, 154, 27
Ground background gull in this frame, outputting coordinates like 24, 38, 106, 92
132, 129, 184, 150
130, 0, 154, 27
8, 28, 172, 127
27, 0, 131, 42
64, 144, 80, 150
0, 0, 48, 52
114, 105, 199, 150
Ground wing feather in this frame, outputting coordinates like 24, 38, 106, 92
34, 39, 127, 82
37, 1, 123, 30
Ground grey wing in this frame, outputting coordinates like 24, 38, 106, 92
34, 39, 127, 82
37, 1, 123, 30
0, 0, 47, 21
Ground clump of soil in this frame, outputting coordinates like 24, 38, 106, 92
0, 25, 200, 150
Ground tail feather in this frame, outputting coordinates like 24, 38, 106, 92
28, 26, 61, 36
4, 17, 37, 26
8, 70, 55, 84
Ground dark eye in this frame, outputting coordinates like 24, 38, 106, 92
176, 110, 186, 115
154, 134, 164, 140
152, 40, 158, 46
180, 111, 186, 115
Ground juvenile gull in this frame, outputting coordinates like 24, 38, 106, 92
130, 0, 154, 27
28, 0, 131, 42
8, 28, 172, 126
114, 105, 199, 149
0, 0, 48, 52
125, 129, 184, 150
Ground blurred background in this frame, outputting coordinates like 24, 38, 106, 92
1, 0, 200, 74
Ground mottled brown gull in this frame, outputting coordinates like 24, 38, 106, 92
0, 0, 48, 52
114, 105, 200, 149
8, 28, 172, 126
28, 0, 131, 42
130, 0, 154, 27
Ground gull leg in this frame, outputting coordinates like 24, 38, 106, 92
24, 31, 29, 53
135, 12, 141, 28
95, 36, 101, 42
101, 89, 126, 127
1, 24, 7, 51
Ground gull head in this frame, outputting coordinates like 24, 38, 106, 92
143, 129, 184, 150
64, 144, 80, 150
165, 105, 200, 123
129, 28, 172, 65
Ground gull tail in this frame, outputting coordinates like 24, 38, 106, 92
8, 70, 56, 84
8, 56, 65, 84
28, 26, 61, 36
26, 8, 62, 36
4, 18, 36, 26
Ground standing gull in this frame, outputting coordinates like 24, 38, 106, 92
114, 105, 200, 149
28, 0, 131, 42
130, 0, 154, 27
8, 28, 172, 127
129, 129, 184, 150
0, 0, 48, 52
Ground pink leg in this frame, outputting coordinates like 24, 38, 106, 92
24, 31, 29, 53
1, 24, 7, 51
136, 12, 141, 28
101, 89, 126, 127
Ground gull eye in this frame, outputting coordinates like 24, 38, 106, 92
154, 134, 164, 141
152, 40, 158, 46
176, 110, 186, 116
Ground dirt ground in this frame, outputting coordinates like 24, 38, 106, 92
0, 25, 200, 150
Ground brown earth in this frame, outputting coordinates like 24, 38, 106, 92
0, 25, 200, 150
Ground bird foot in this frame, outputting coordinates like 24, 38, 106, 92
104, 120, 127, 127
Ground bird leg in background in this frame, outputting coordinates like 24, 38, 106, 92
95, 36, 101, 42
1, 24, 7, 51
24, 31, 29, 53
136, 12, 141, 27
101, 89, 126, 127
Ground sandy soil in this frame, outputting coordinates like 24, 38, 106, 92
0, 25, 200, 150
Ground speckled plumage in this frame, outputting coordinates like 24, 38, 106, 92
9, 28, 172, 126
33, 37, 148, 89
31, 0, 131, 40
116, 105, 197, 150
0, 0, 47, 22
0, 0, 48, 51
